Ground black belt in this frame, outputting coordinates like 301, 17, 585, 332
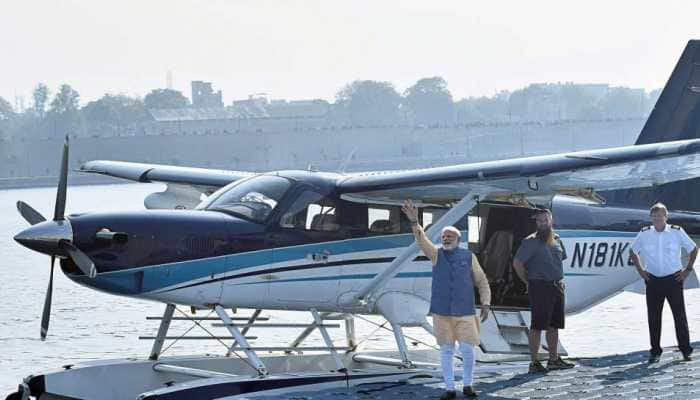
649, 271, 682, 279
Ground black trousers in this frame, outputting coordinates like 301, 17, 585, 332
646, 273, 692, 356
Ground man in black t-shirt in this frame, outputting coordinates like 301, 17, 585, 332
513, 208, 575, 373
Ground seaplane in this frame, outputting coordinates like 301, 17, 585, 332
8, 40, 700, 399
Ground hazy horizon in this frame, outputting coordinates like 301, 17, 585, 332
2, 0, 699, 106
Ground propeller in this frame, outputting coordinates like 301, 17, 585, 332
40, 257, 55, 340
14, 135, 97, 340
16, 201, 46, 226
60, 240, 96, 278
54, 135, 69, 221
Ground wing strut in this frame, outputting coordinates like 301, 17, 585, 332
354, 190, 485, 306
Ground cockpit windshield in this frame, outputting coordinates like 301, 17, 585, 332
199, 175, 292, 223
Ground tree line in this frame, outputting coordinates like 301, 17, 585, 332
0, 84, 193, 140
333, 79, 659, 126
0, 78, 660, 140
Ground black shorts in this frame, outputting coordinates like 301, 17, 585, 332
528, 279, 565, 330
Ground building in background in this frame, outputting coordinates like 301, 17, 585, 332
191, 81, 223, 108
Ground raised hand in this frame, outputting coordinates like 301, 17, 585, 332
401, 200, 419, 223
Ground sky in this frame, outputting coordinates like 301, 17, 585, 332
2, 0, 700, 107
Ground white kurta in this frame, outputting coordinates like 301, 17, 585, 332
411, 224, 491, 345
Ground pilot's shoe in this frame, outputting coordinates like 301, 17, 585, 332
682, 347, 694, 362
528, 361, 548, 374
439, 389, 457, 399
462, 386, 478, 398
547, 356, 575, 370
648, 354, 661, 364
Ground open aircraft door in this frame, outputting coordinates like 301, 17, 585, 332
467, 214, 567, 355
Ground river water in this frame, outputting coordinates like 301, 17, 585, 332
1, 183, 699, 395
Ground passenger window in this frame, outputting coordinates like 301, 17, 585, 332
422, 211, 433, 227
368, 207, 397, 234
279, 191, 339, 232
367, 206, 413, 234
421, 208, 446, 231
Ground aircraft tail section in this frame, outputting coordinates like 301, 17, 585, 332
603, 40, 700, 210
635, 40, 700, 145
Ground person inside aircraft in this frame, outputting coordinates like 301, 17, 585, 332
402, 200, 491, 399
513, 208, 574, 373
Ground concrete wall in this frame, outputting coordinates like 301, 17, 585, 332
0, 118, 645, 188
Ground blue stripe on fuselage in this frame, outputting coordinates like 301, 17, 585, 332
71, 230, 625, 295
73, 234, 414, 294
233, 271, 604, 286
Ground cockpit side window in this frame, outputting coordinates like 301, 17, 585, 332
280, 191, 372, 234
279, 190, 340, 232
280, 190, 325, 229
308, 204, 338, 232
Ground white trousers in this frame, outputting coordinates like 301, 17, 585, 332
439, 341, 476, 390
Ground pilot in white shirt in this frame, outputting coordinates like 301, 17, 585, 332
630, 202, 698, 363
632, 221, 696, 277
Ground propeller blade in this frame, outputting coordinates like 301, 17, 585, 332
16, 201, 47, 226
60, 241, 96, 278
40, 257, 55, 341
54, 136, 69, 221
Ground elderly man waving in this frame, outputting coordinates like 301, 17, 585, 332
402, 200, 491, 399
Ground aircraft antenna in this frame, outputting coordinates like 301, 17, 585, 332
337, 146, 358, 174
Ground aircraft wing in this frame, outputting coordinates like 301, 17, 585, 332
80, 160, 254, 188
349, 138, 700, 306
338, 139, 700, 204
80, 161, 255, 209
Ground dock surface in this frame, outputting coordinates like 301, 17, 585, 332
248, 344, 700, 399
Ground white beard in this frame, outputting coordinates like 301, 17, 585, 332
442, 241, 458, 251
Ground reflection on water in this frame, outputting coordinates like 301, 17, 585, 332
1, 183, 699, 394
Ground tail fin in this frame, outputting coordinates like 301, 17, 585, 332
603, 40, 700, 211
635, 40, 700, 145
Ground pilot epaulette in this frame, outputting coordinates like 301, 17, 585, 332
671, 225, 681, 230
641, 226, 652, 231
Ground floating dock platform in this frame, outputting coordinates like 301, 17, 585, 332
7, 344, 700, 399
243, 344, 700, 399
